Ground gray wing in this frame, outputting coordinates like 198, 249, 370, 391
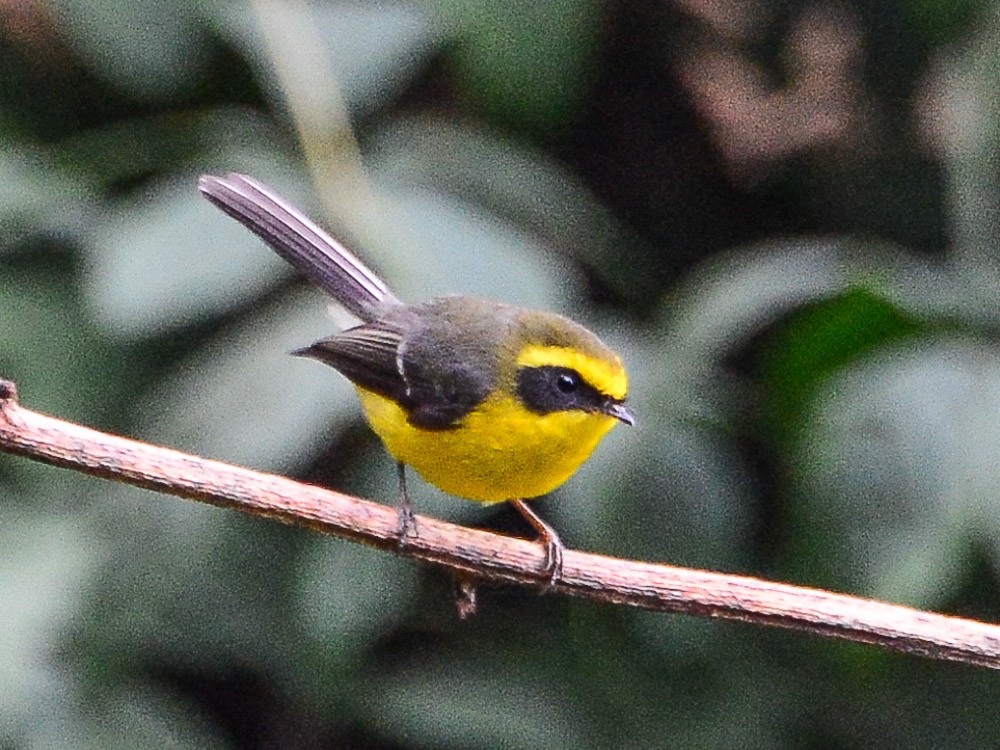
297, 304, 500, 430
295, 322, 410, 406
395, 302, 504, 429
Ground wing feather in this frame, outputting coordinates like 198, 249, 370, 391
295, 323, 408, 404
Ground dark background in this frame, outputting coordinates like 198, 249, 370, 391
2, 0, 998, 747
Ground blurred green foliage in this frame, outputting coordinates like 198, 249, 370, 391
4, 0, 1000, 748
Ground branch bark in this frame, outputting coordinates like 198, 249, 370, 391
2, 377, 1000, 669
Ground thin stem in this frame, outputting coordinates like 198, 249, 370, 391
3, 377, 1000, 670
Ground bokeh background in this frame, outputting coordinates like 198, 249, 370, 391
3, 0, 1000, 746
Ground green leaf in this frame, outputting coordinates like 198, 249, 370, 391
903, 0, 980, 45
0, 147, 95, 252
49, 0, 208, 100
0, 248, 124, 428
82, 489, 313, 688
369, 116, 638, 297
295, 539, 418, 672
760, 287, 923, 443
83, 172, 294, 337
0, 507, 99, 744
134, 288, 357, 470
64, 681, 229, 750
367, 179, 580, 309
51, 109, 292, 190
794, 338, 984, 604
209, 3, 443, 117
364, 650, 589, 750
436, 0, 604, 130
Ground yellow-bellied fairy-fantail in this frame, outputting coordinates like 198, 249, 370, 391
199, 173, 634, 581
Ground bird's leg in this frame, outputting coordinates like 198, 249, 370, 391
396, 461, 417, 544
511, 499, 564, 585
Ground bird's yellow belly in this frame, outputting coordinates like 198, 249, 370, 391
355, 387, 617, 502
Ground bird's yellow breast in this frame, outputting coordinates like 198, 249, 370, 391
355, 386, 618, 503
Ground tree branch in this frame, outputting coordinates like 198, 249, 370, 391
3, 377, 1000, 669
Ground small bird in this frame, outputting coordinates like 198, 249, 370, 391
199, 173, 634, 581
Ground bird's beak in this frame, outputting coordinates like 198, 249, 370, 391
604, 401, 636, 427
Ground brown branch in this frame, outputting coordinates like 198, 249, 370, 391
3, 376, 1000, 668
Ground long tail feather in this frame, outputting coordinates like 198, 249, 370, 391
199, 173, 401, 321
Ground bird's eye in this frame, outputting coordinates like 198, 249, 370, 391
517, 366, 599, 414
556, 372, 579, 393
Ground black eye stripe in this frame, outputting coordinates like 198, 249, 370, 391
516, 365, 606, 415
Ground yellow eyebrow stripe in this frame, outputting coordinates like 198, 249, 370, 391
516, 344, 628, 400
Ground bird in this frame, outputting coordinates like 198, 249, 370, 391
199, 173, 634, 581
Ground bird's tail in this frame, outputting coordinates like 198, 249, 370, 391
199, 173, 401, 321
